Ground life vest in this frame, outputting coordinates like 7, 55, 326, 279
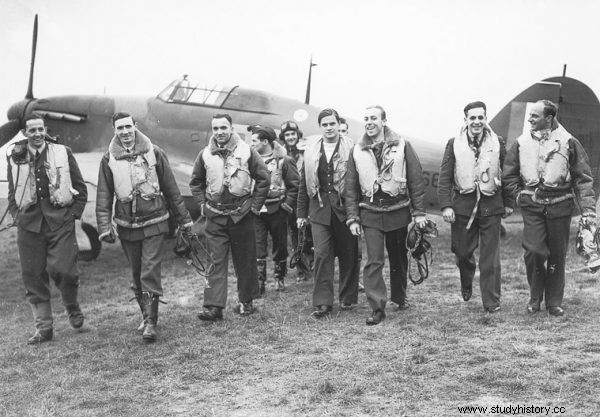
203, 133, 253, 200
352, 135, 407, 199
108, 145, 161, 202
263, 141, 287, 201
8, 142, 74, 210
453, 126, 501, 196
517, 123, 572, 188
303, 136, 353, 198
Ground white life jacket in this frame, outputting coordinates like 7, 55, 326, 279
8, 142, 74, 210
453, 126, 501, 196
203, 134, 253, 200
108, 146, 161, 202
303, 136, 353, 198
263, 141, 287, 200
352, 136, 407, 199
517, 123, 572, 188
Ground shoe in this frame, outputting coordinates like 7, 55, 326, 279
197, 306, 223, 322
310, 305, 332, 318
65, 304, 84, 329
340, 303, 353, 311
27, 328, 53, 345
395, 300, 410, 311
526, 302, 540, 314
366, 310, 386, 325
486, 306, 501, 313
238, 301, 255, 316
548, 306, 564, 316
461, 286, 472, 302
358, 282, 365, 293
142, 323, 157, 342
275, 279, 285, 291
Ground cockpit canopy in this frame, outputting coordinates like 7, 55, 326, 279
157, 75, 236, 107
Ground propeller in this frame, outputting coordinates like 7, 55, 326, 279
0, 14, 38, 147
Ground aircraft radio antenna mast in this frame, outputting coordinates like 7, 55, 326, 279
563, 64, 567, 77
305, 55, 317, 105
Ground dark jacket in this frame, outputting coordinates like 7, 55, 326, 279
96, 136, 191, 240
7, 141, 87, 233
189, 135, 270, 224
437, 135, 510, 217
344, 128, 426, 231
502, 136, 595, 218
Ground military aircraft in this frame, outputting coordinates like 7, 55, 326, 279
2, 16, 600, 260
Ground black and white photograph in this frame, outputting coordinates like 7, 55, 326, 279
1, 0, 600, 415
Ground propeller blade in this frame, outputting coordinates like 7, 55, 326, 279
0, 120, 22, 147
25, 14, 38, 100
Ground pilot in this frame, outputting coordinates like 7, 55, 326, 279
338, 117, 350, 141
438, 101, 512, 313
297, 108, 359, 318
502, 100, 596, 317
6, 116, 88, 344
249, 125, 299, 293
96, 112, 193, 342
279, 120, 313, 282
344, 105, 427, 325
190, 113, 270, 321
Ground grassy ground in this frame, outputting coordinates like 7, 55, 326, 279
1, 209, 599, 416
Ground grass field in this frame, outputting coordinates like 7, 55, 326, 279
1, 211, 599, 416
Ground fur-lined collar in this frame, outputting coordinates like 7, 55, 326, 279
358, 126, 400, 150
208, 132, 244, 155
109, 129, 153, 160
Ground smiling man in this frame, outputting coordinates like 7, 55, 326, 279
438, 101, 512, 313
345, 105, 427, 325
96, 112, 193, 342
7, 116, 88, 344
297, 108, 359, 318
190, 114, 270, 321
502, 100, 596, 317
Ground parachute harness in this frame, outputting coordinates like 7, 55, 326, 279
174, 227, 215, 287
406, 219, 438, 285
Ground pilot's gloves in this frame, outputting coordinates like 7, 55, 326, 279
99, 227, 117, 244
502, 206, 514, 219
414, 215, 427, 230
297, 218, 308, 229
181, 221, 195, 237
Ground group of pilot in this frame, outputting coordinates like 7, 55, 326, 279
6, 98, 595, 345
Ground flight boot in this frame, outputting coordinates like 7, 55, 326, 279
131, 289, 148, 332
142, 292, 159, 343
28, 301, 53, 345
61, 283, 84, 329
257, 258, 267, 296
274, 260, 286, 291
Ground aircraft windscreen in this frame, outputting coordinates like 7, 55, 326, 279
157, 76, 232, 107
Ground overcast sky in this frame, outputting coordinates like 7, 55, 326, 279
1, 0, 600, 142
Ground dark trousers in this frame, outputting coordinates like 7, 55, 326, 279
288, 212, 313, 278
120, 233, 167, 296
311, 215, 359, 307
521, 208, 571, 308
255, 209, 288, 262
204, 213, 259, 307
451, 214, 502, 309
363, 226, 408, 312
17, 219, 80, 305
